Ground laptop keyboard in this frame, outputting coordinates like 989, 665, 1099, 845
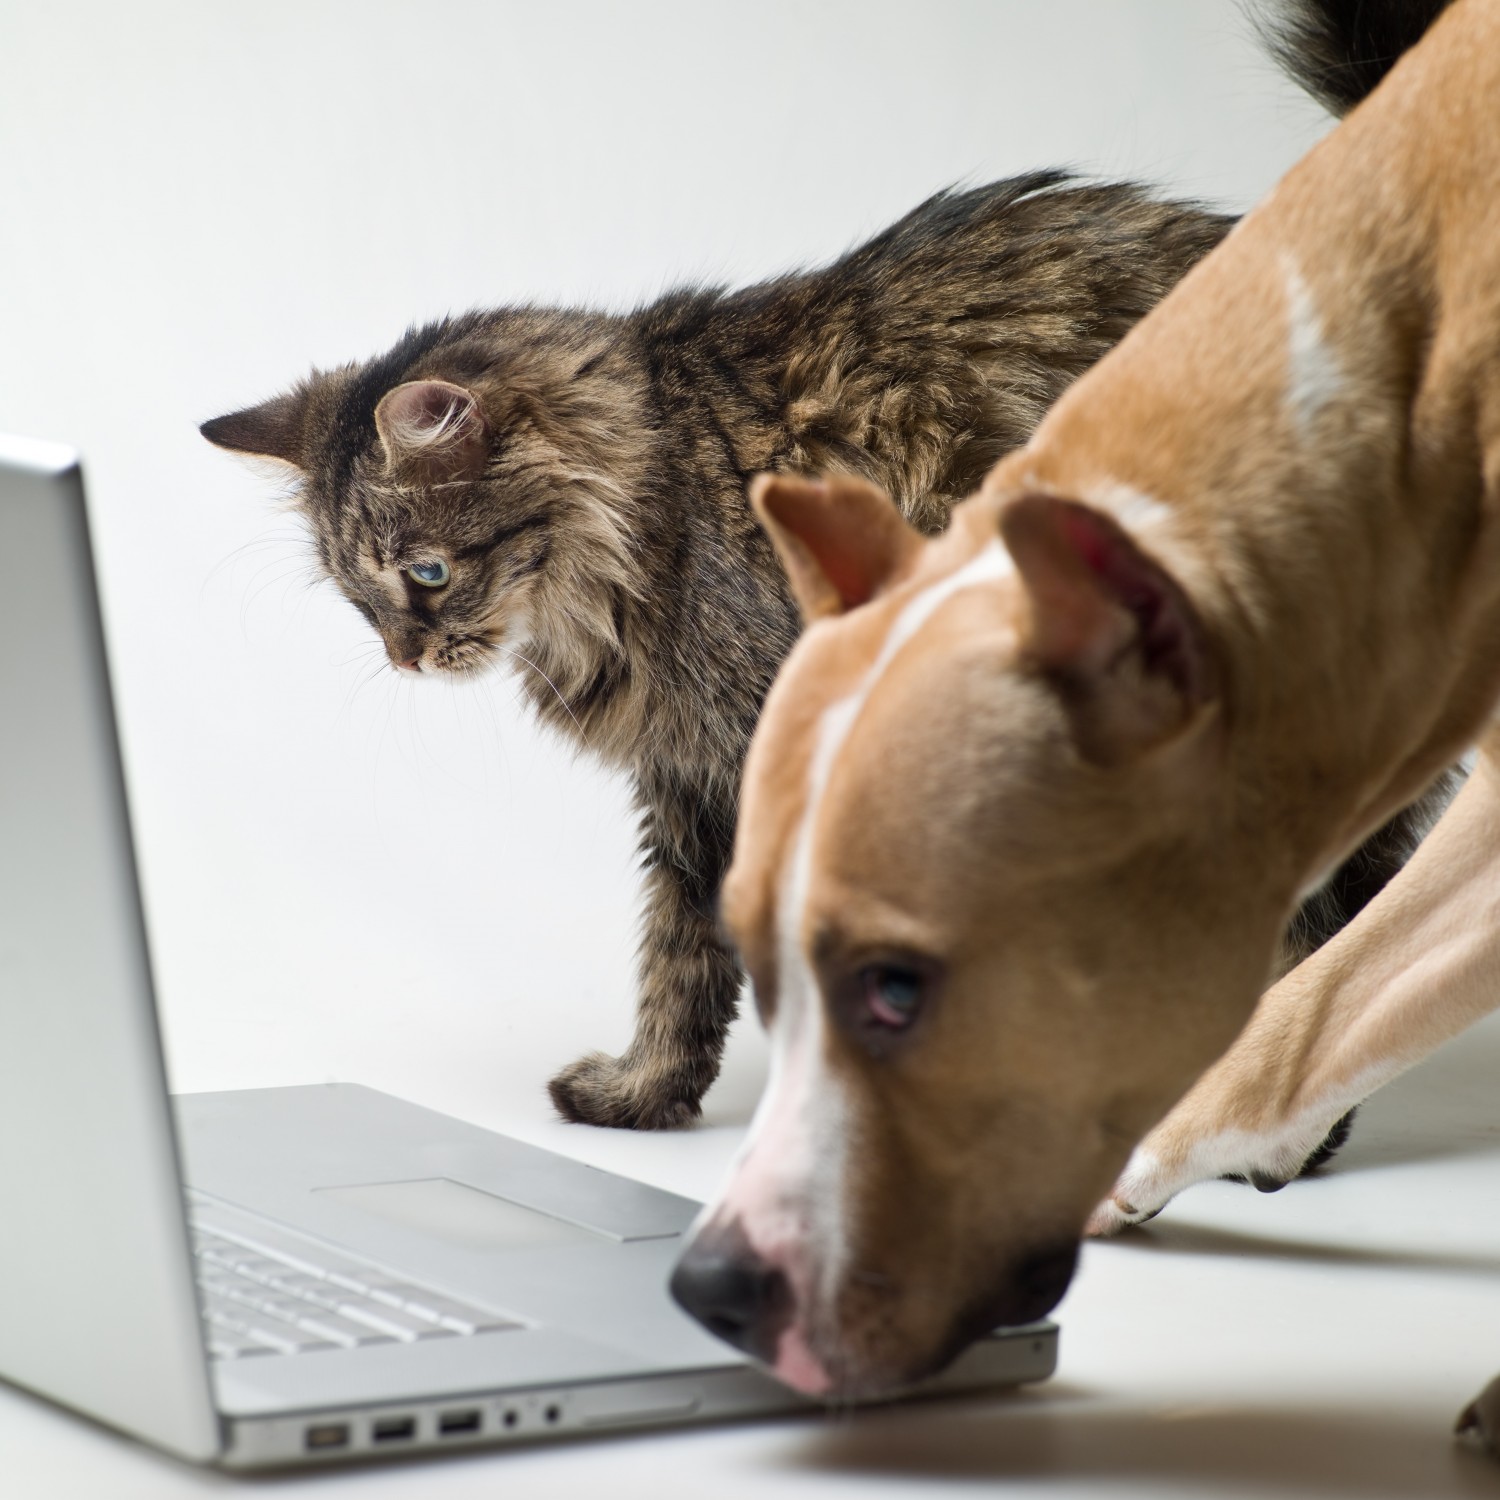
187, 1191, 521, 1360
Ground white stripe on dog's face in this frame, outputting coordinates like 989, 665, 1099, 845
720, 542, 1014, 1364
1283, 257, 1343, 437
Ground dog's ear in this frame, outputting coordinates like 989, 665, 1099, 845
750, 472, 924, 622
375, 380, 491, 482
200, 389, 311, 468
999, 493, 1215, 766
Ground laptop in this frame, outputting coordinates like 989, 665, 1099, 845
0, 434, 1058, 1469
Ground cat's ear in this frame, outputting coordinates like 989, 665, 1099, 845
200, 389, 310, 468
375, 380, 490, 481
750, 472, 923, 621
998, 492, 1216, 765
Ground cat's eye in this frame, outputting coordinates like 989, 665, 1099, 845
407, 560, 451, 588
860, 964, 925, 1031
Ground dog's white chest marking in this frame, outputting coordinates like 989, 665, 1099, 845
1283, 258, 1343, 437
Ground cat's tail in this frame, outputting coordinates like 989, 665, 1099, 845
1254, 0, 1457, 116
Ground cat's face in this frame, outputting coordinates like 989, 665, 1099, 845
202, 321, 639, 680
306, 376, 548, 677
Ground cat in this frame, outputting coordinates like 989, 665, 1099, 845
202, 170, 1453, 1131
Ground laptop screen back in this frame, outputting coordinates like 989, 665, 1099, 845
0, 440, 220, 1461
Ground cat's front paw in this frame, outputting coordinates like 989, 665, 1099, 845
548, 1051, 702, 1130
1457, 1375, 1500, 1460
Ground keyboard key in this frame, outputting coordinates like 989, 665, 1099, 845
204, 1295, 255, 1330
259, 1270, 341, 1305
204, 1294, 329, 1353
195, 1245, 247, 1272
334, 1301, 457, 1342
192, 1217, 339, 1272
323, 1266, 376, 1294
290, 1309, 398, 1349
243, 1320, 334, 1355
207, 1329, 277, 1359
361, 1279, 435, 1310
253, 1295, 327, 1323
189, 1201, 522, 1361
392, 1289, 520, 1335
207, 1284, 264, 1312
220, 1254, 286, 1282
236, 1288, 399, 1350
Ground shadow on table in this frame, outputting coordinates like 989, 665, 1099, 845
776, 1385, 1498, 1498
1112, 1218, 1500, 1278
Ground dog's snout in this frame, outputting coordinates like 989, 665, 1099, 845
669, 1224, 791, 1361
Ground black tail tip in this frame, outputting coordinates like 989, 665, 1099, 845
1254, 0, 1457, 117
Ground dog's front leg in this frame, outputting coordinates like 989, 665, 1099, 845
1089, 735, 1500, 1237
548, 764, 741, 1129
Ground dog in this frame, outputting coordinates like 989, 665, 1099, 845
669, 0, 1500, 1453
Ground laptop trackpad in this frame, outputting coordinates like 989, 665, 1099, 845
315, 1179, 613, 1251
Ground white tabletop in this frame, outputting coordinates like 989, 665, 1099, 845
6, 1013, 1500, 1499
9, 3, 1495, 1495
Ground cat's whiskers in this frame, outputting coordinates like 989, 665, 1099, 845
340, 658, 393, 722
200, 529, 308, 605
403, 684, 440, 776
333, 639, 388, 671
497, 643, 588, 745
331, 637, 396, 725
239, 558, 321, 639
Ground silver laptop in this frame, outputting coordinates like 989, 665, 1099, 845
0, 435, 1057, 1469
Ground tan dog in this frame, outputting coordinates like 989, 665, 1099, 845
669, 0, 1500, 1449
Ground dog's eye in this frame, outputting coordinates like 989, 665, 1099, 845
861, 965, 924, 1030
407, 560, 451, 588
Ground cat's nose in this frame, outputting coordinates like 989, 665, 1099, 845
397, 657, 422, 672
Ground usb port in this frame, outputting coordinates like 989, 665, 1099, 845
438, 1408, 482, 1436
304, 1423, 350, 1451
372, 1415, 417, 1443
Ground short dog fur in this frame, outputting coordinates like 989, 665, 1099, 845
672, 0, 1500, 1452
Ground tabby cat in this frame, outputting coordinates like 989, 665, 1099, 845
202, 171, 1449, 1130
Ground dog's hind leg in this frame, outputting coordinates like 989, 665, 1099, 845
1088, 731, 1500, 1238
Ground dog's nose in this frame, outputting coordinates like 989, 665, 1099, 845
669, 1225, 791, 1361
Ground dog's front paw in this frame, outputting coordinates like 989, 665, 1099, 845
547, 1051, 702, 1130
1457, 1375, 1500, 1459
1217, 1107, 1358, 1192
1085, 1108, 1359, 1237
1085, 1148, 1178, 1237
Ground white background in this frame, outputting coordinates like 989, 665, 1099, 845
0, 1, 1328, 1176
10, 6, 1499, 1498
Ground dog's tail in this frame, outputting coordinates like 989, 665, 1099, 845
1256, 0, 1457, 116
